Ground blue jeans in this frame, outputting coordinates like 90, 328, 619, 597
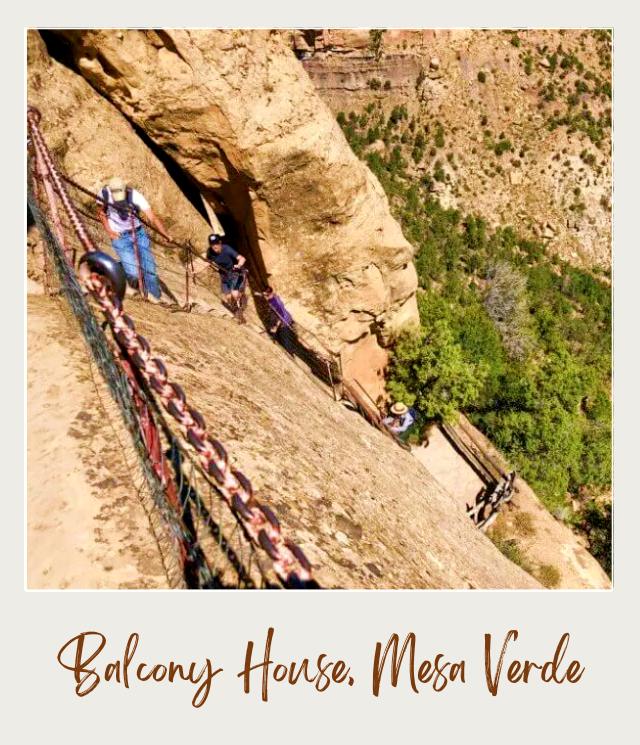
112, 227, 161, 299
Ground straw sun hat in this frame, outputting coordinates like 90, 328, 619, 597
390, 402, 408, 416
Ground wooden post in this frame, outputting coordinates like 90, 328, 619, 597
326, 358, 337, 401
184, 258, 191, 311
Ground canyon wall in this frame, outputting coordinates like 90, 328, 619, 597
293, 29, 612, 269
54, 29, 420, 396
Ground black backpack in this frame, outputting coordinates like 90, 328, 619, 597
102, 185, 139, 221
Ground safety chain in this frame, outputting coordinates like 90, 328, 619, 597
27, 108, 95, 255
50, 158, 343, 364
27, 106, 318, 589
82, 268, 316, 588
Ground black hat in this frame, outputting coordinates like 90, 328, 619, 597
208, 233, 223, 244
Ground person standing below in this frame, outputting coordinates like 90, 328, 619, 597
97, 177, 172, 300
262, 286, 297, 355
206, 233, 247, 320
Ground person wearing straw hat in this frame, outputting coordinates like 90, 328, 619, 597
383, 402, 416, 435
96, 176, 172, 300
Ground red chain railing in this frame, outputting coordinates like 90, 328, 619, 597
27, 106, 318, 589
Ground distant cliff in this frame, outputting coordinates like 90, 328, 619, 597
292, 29, 612, 269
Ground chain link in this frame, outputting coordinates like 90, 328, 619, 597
27, 106, 318, 589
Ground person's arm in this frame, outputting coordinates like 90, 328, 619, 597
233, 253, 246, 270
142, 208, 172, 242
97, 205, 119, 240
396, 413, 414, 434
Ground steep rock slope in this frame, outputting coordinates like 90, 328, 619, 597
56, 29, 419, 395
28, 295, 168, 589
296, 29, 611, 268
27, 288, 538, 589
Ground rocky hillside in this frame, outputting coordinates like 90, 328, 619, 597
293, 29, 612, 269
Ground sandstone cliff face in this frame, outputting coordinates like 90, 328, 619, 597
295, 29, 612, 269
55, 29, 419, 395
27, 30, 216, 307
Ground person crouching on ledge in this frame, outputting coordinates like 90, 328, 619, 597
383, 402, 416, 435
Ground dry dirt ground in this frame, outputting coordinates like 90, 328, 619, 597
412, 429, 484, 509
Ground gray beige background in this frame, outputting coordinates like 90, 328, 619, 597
9, 0, 639, 741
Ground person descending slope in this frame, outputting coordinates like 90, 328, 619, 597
261, 285, 298, 355
97, 176, 172, 301
206, 233, 248, 322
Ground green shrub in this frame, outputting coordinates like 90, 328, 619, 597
368, 29, 385, 60
524, 54, 534, 75
494, 139, 512, 156
490, 535, 533, 573
573, 500, 611, 576
387, 319, 488, 421
536, 564, 561, 588
334, 103, 611, 520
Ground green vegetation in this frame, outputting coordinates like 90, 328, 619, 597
523, 54, 534, 75
547, 107, 610, 146
337, 111, 611, 522
513, 33, 612, 147
572, 500, 612, 576
491, 534, 532, 573
387, 318, 486, 421
368, 29, 385, 61
477, 71, 487, 83
493, 138, 512, 157
536, 564, 561, 588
